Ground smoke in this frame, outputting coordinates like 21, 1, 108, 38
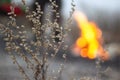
105, 43, 120, 59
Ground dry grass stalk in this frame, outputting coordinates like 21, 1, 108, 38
0, 0, 75, 80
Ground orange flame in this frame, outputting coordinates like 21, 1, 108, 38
73, 11, 109, 60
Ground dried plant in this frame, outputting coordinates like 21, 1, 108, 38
0, 0, 75, 80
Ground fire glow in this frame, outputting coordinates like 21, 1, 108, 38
73, 11, 109, 60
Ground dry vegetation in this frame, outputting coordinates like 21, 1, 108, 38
0, 0, 75, 80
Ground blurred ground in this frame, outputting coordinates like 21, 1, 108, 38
0, 51, 120, 80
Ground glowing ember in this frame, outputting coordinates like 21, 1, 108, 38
72, 11, 109, 60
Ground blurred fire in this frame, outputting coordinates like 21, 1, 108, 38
72, 11, 109, 60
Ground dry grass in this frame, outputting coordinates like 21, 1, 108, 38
0, 0, 75, 80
